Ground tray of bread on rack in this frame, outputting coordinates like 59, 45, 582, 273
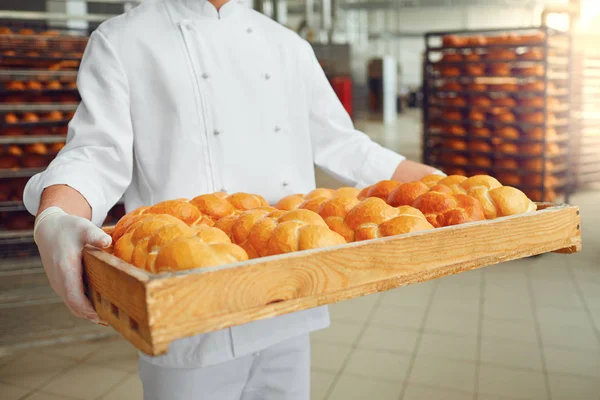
83, 174, 581, 356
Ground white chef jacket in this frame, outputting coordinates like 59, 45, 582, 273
23, 0, 405, 368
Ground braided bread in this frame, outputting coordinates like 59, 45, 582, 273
113, 214, 247, 273
387, 181, 430, 207
221, 208, 345, 258
412, 191, 485, 228
112, 192, 269, 242
342, 198, 434, 241
275, 187, 360, 211
357, 180, 402, 201
420, 174, 445, 188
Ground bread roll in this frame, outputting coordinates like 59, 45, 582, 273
472, 96, 492, 107
344, 198, 433, 241
387, 181, 430, 207
522, 174, 558, 187
447, 125, 467, 136
496, 173, 520, 187
519, 49, 544, 61
46, 81, 62, 90
357, 180, 400, 201
4, 113, 19, 124
467, 83, 487, 92
317, 196, 360, 242
439, 67, 462, 77
472, 155, 492, 168
522, 159, 554, 172
496, 142, 519, 154
469, 110, 486, 122
495, 158, 519, 170
489, 63, 511, 76
461, 175, 535, 218
447, 97, 467, 107
443, 111, 463, 121
440, 53, 463, 62
493, 97, 516, 108
516, 65, 544, 77
444, 139, 467, 151
520, 81, 545, 92
496, 127, 520, 139
520, 112, 544, 124
469, 140, 492, 152
412, 191, 485, 227
22, 112, 39, 123
443, 35, 467, 47
440, 82, 463, 92
440, 154, 468, 166
493, 83, 518, 92
420, 174, 445, 188
5, 81, 25, 91
493, 112, 516, 123
471, 127, 491, 138
466, 64, 485, 76
26, 81, 43, 91
468, 36, 487, 46
487, 49, 517, 61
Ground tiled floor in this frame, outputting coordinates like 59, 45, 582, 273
1, 110, 599, 399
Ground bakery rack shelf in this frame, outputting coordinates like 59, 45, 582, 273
422, 26, 573, 203
0, 167, 44, 179
0, 136, 65, 145
0, 104, 77, 112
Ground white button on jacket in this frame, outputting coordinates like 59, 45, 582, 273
24, 0, 405, 368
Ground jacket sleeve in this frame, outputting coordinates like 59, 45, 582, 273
305, 42, 405, 188
23, 30, 133, 226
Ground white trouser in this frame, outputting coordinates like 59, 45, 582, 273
139, 334, 310, 400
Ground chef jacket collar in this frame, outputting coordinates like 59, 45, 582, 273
175, 0, 241, 19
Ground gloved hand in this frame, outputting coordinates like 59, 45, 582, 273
34, 206, 112, 323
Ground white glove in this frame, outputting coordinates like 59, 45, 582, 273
34, 207, 112, 323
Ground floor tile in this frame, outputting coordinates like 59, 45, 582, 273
408, 355, 476, 392
329, 296, 378, 324
548, 373, 600, 400
478, 365, 548, 400
357, 325, 419, 354
311, 370, 336, 400
311, 321, 363, 346
0, 382, 30, 400
481, 318, 538, 344
344, 349, 410, 381
85, 339, 139, 372
539, 322, 599, 351
480, 337, 543, 371
424, 309, 479, 337
536, 306, 591, 328
100, 373, 142, 400
483, 299, 534, 321
403, 383, 473, 400
41, 364, 128, 400
380, 283, 434, 309
41, 340, 103, 362
543, 346, 600, 378
484, 284, 530, 306
310, 341, 352, 373
417, 332, 477, 362
328, 375, 403, 400
428, 289, 480, 316
0, 352, 75, 389
370, 306, 425, 330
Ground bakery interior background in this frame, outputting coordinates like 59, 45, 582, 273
0, 0, 599, 399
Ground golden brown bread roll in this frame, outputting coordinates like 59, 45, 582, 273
420, 174, 445, 188
439, 67, 462, 77
465, 52, 482, 62
45, 111, 64, 121
520, 81, 545, 92
444, 139, 467, 151
493, 83, 518, 92
469, 140, 492, 153
434, 175, 468, 194
316, 196, 360, 242
495, 158, 519, 170
357, 180, 402, 201
412, 191, 485, 227
440, 154, 468, 166
487, 49, 517, 61
467, 83, 487, 92
443, 35, 467, 47
343, 198, 433, 241
443, 111, 463, 121
471, 127, 491, 138
522, 174, 559, 187
493, 112, 516, 123
472, 156, 492, 168
387, 181, 430, 207
447, 125, 467, 136
469, 110, 486, 122
489, 63, 512, 76
5, 81, 25, 91
521, 159, 554, 172
466, 64, 486, 76
4, 113, 19, 124
520, 112, 544, 124
520, 142, 560, 155
275, 187, 359, 211
471, 96, 492, 107
495, 173, 521, 187
447, 97, 467, 107
493, 97, 517, 108
519, 32, 545, 44
496, 141, 519, 154
519, 49, 544, 61
496, 127, 520, 139
46, 80, 62, 90
440, 53, 463, 63
440, 82, 463, 92
516, 65, 544, 77
22, 112, 39, 123
468, 36, 487, 46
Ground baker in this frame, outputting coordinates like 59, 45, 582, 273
24, 0, 443, 398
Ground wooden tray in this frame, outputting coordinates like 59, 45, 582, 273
83, 203, 581, 356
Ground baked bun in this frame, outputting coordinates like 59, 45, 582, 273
444, 139, 467, 151
447, 97, 467, 107
4, 113, 19, 124
516, 65, 544, 76
520, 112, 544, 124
465, 53, 482, 61
489, 63, 512, 76
495, 158, 519, 170
420, 174, 445, 188
440, 82, 463, 92
469, 140, 492, 152
493, 97, 517, 108
471, 127, 491, 138
519, 49, 544, 61
440, 154, 468, 166
466, 64, 485, 76
461, 175, 535, 218
520, 81, 544, 92
440, 53, 463, 62
468, 36, 487, 46
443, 111, 463, 121
435, 175, 468, 194
5, 81, 25, 91
496, 173, 521, 187
443, 35, 467, 47
472, 156, 492, 168
275, 187, 360, 211
487, 49, 517, 61
447, 125, 467, 136
493, 112, 516, 123
496, 127, 520, 139
467, 83, 487, 92
412, 191, 485, 227
494, 83, 518, 92
439, 67, 462, 77
274, 194, 304, 211
472, 96, 492, 107
344, 198, 433, 241
521, 159, 554, 172
387, 181, 430, 207
522, 174, 559, 187
496, 142, 519, 154
469, 110, 486, 122
358, 180, 402, 201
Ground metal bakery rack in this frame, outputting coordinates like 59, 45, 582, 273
0, 19, 126, 355
571, 32, 600, 189
422, 26, 572, 203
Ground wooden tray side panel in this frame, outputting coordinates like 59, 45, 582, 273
83, 249, 154, 354
145, 206, 580, 355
